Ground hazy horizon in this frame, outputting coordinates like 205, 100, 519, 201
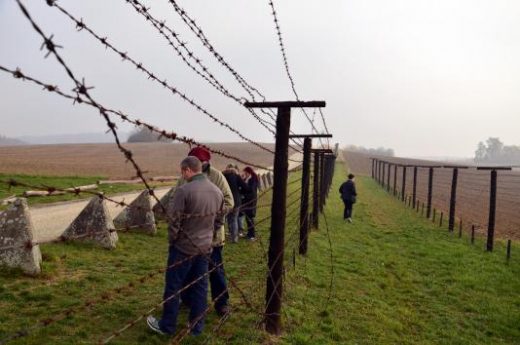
1, 0, 519, 158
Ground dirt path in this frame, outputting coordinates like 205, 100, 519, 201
29, 152, 303, 242
30, 188, 171, 242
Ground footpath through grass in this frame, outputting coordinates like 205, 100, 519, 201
0, 165, 519, 344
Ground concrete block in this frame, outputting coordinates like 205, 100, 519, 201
152, 187, 175, 221
62, 196, 118, 249
0, 198, 42, 275
114, 190, 156, 235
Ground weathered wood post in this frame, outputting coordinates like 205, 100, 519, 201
412, 166, 418, 208
448, 168, 459, 232
245, 100, 326, 335
393, 164, 398, 196
387, 163, 392, 192
401, 166, 407, 202
487, 169, 498, 252
427, 167, 434, 218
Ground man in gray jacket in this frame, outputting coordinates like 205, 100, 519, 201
147, 156, 224, 336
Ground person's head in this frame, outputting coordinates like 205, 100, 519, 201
226, 163, 237, 174
180, 156, 202, 180
188, 146, 211, 169
243, 167, 258, 181
348, 173, 355, 181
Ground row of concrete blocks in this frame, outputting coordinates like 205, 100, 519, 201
0, 188, 174, 276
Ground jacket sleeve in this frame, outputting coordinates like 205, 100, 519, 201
168, 188, 185, 241
237, 176, 250, 194
352, 183, 357, 196
214, 195, 225, 232
213, 170, 235, 212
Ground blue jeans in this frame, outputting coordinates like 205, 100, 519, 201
182, 246, 229, 313
226, 209, 239, 241
159, 246, 208, 335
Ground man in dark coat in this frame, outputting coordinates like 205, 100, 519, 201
339, 173, 357, 223
223, 164, 249, 243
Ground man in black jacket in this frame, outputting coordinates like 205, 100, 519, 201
223, 164, 249, 243
339, 174, 357, 223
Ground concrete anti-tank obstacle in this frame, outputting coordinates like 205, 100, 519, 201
114, 190, 157, 235
152, 186, 175, 221
62, 196, 118, 249
0, 198, 42, 275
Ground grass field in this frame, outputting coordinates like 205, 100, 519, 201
0, 164, 518, 344
0, 173, 167, 207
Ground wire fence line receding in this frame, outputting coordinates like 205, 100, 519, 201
345, 151, 520, 249
0, 0, 336, 343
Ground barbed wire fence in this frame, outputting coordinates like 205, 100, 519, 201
0, 0, 338, 343
366, 155, 516, 262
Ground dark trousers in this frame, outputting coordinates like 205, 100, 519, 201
182, 246, 229, 312
343, 200, 353, 219
159, 246, 208, 335
245, 215, 256, 239
209, 246, 229, 310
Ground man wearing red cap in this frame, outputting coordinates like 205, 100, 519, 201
178, 146, 234, 316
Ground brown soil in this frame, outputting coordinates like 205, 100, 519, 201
0, 142, 276, 179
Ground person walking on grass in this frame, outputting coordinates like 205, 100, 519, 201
241, 166, 259, 240
180, 146, 234, 317
339, 173, 357, 223
147, 156, 224, 336
223, 164, 249, 243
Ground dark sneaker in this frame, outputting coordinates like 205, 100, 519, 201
216, 305, 230, 317
146, 315, 166, 335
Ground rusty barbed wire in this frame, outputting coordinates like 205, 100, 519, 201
266, 0, 327, 147
0, 250, 197, 345
165, 0, 306, 151
1, 178, 227, 220
0, 64, 272, 171
99, 262, 223, 344
124, 0, 291, 145
14, 4, 259, 333
45, 0, 277, 157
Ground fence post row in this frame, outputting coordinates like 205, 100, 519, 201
288, 135, 332, 256
245, 100, 326, 335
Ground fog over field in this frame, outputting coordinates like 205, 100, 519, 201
1, 0, 519, 157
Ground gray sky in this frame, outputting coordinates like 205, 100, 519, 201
0, 0, 519, 157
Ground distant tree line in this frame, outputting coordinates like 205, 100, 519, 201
127, 128, 172, 143
0, 134, 24, 146
475, 137, 520, 165
345, 145, 395, 157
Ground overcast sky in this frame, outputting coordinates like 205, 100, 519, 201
1, 0, 519, 157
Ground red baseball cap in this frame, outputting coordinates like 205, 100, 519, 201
188, 146, 211, 162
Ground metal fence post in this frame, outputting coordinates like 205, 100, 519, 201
298, 138, 311, 255
427, 167, 434, 218
448, 168, 458, 232
312, 151, 320, 229
401, 166, 407, 202
487, 169, 497, 252
412, 166, 418, 208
